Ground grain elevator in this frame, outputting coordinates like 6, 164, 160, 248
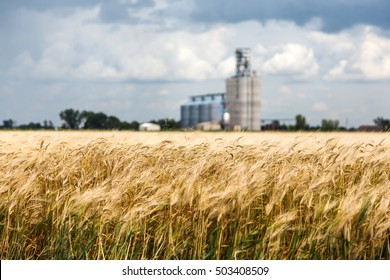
180, 48, 261, 130
225, 48, 261, 130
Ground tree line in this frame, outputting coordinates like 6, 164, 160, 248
0, 119, 56, 130
0, 108, 180, 131
1, 109, 389, 131
261, 114, 390, 132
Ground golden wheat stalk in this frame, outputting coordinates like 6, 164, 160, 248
0, 131, 389, 259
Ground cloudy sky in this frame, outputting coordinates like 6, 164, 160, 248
1, 0, 389, 128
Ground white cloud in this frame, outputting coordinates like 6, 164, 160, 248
217, 57, 235, 78
262, 43, 319, 78
127, 0, 168, 22
158, 89, 170, 96
312, 102, 328, 112
310, 31, 355, 53
314, 26, 390, 81
324, 60, 350, 81
5, 6, 390, 85
9, 51, 35, 77
353, 31, 390, 80
7, 7, 234, 82
126, 0, 194, 27
279, 85, 292, 95
1, 83, 14, 96
255, 43, 267, 55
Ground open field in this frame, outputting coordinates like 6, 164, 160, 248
1, 131, 390, 259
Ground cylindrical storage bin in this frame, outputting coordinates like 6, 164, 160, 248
210, 103, 222, 122
180, 105, 190, 128
189, 104, 199, 127
199, 104, 210, 123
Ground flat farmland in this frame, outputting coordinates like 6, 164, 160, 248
0, 131, 389, 259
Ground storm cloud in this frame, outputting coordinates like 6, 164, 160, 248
190, 0, 390, 32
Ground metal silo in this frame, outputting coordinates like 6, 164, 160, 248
181, 93, 226, 129
199, 103, 210, 123
210, 101, 221, 122
189, 103, 199, 127
180, 104, 190, 128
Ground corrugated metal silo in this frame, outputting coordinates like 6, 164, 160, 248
199, 103, 210, 123
180, 105, 190, 128
210, 102, 221, 122
189, 104, 199, 127
180, 93, 226, 129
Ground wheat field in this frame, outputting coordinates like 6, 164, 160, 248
0, 131, 389, 259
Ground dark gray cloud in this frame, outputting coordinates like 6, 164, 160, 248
0, 0, 154, 25
190, 0, 390, 32
1, 0, 389, 31
0, 0, 95, 14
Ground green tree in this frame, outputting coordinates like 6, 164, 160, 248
120, 121, 139, 130
321, 119, 339, 131
295, 114, 307, 131
106, 116, 122, 129
2, 119, 14, 129
81, 110, 141, 130
59, 109, 82, 129
159, 118, 180, 130
43, 120, 55, 130
373, 117, 390, 131
150, 118, 181, 130
82, 111, 108, 129
18, 122, 42, 130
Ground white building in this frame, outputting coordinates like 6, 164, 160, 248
139, 123, 161, 131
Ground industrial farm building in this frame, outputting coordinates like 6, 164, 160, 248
180, 93, 225, 129
180, 48, 261, 131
